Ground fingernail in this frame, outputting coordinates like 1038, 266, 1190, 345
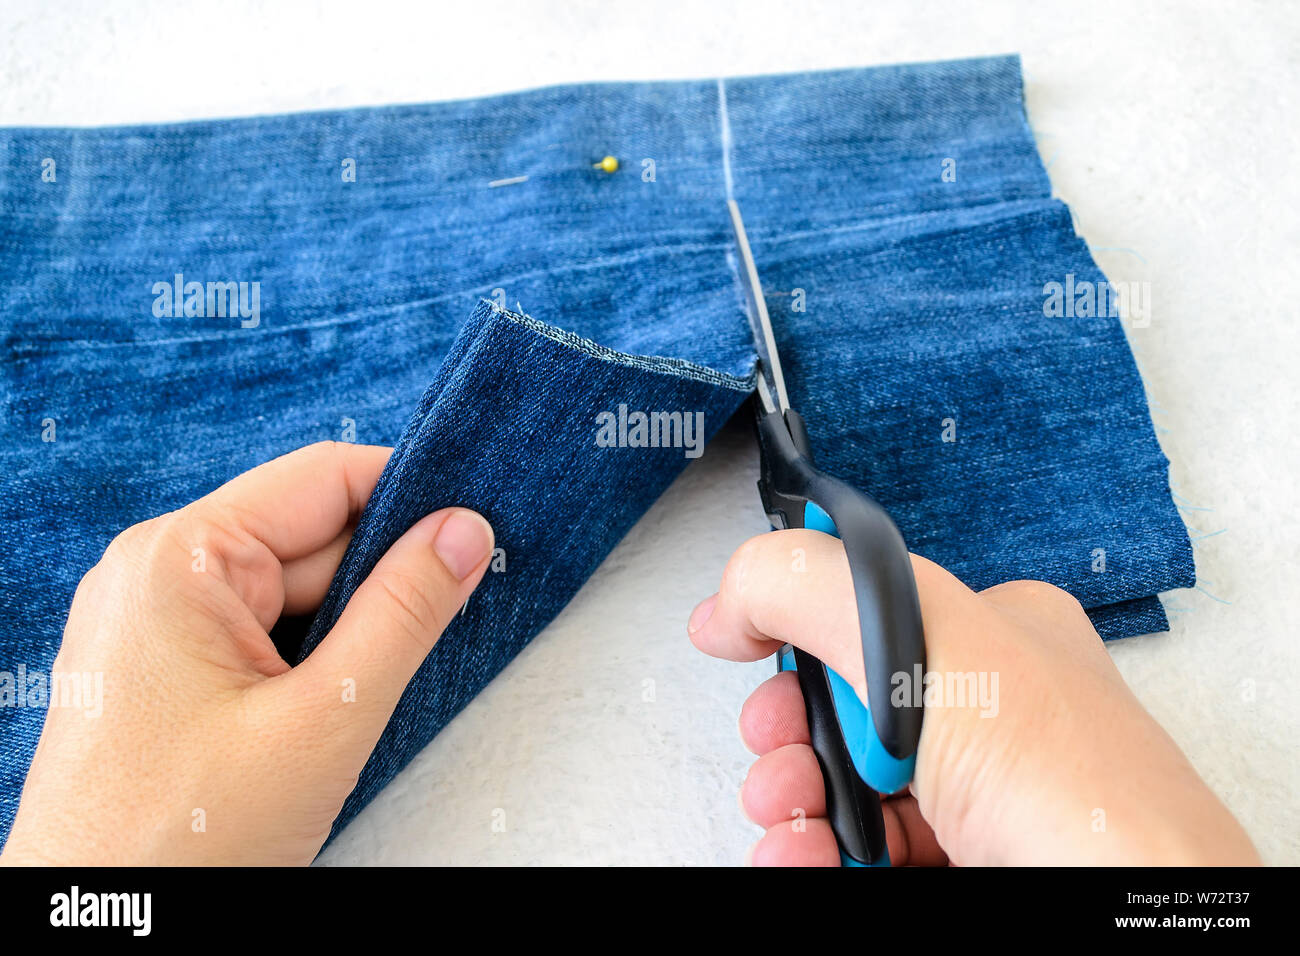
688, 593, 717, 634
433, 510, 494, 580
743, 841, 757, 867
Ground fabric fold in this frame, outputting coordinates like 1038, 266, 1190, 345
294, 301, 752, 836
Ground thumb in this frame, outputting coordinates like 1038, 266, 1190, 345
688, 529, 971, 699
290, 507, 494, 734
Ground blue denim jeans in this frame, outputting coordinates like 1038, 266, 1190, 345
0, 54, 1193, 844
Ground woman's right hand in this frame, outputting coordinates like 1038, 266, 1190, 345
688, 529, 1259, 866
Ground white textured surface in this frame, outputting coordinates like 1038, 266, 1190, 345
2, 0, 1295, 865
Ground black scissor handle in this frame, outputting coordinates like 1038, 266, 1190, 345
755, 398, 926, 797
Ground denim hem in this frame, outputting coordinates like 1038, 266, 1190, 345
485, 301, 757, 392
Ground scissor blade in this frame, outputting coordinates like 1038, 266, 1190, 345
727, 199, 790, 415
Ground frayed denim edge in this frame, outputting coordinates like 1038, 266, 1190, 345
481, 300, 756, 393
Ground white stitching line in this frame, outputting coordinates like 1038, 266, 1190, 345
481, 299, 753, 392
716, 77, 735, 201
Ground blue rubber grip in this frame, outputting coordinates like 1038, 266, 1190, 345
801, 502, 916, 796
777, 645, 892, 867
841, 850, 891, 867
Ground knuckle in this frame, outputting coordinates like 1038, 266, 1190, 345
304, 439, 346, 464
722, 534, 765, 600
104, 509, 252, 604
189, 500, 272, 572
97, 515, 173, 583
991, 579, 1088, 618
101, 517, 157, 563
261, 440, 348, 486
157, 510, 222, 574
1048, 587, 1091, 626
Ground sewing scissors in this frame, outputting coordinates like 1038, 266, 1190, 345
727, 199, 927, 866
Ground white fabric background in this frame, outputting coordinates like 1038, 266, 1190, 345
2, 0, 1295, 865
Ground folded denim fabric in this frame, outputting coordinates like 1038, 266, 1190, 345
0, 53, 1193, 844
290, 302, 752, 838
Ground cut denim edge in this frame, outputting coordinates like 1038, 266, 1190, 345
0, 54, 1028, 136
1012, 60, 1199, 622
1060, 234, 1200, 610
479, 299, 756, 392
471, 296, 1194, 643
